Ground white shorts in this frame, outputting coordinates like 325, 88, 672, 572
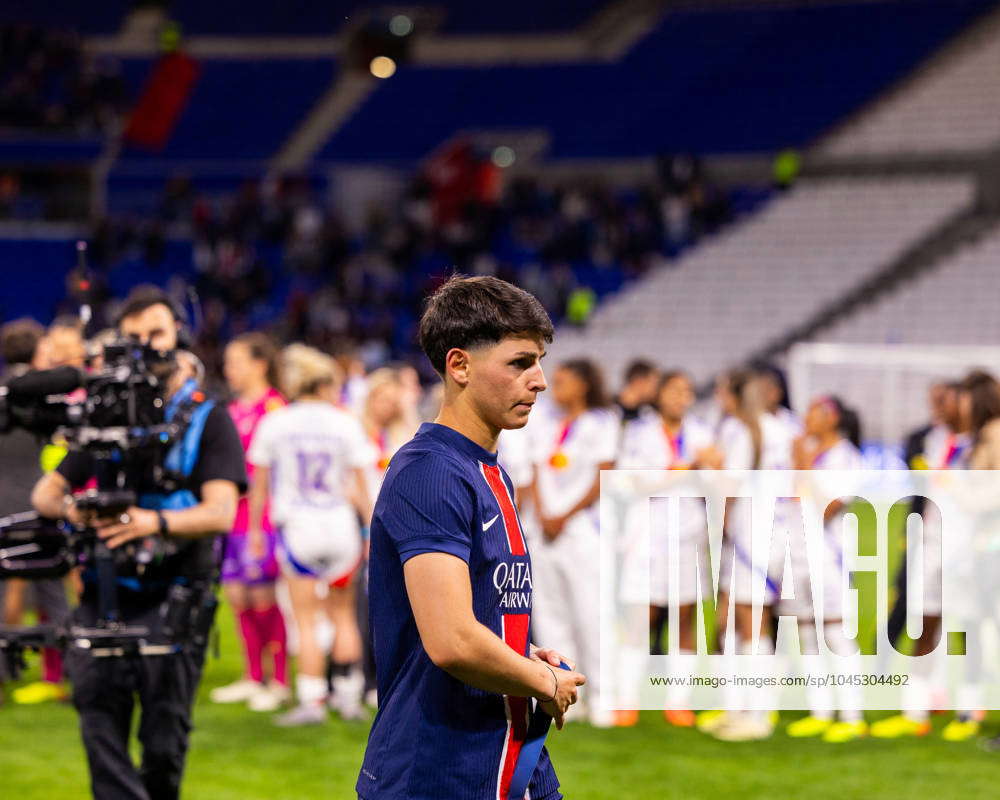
277, 504, 362, 585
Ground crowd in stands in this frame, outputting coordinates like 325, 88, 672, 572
0, 24, 128, 133
69, 153, 743, 382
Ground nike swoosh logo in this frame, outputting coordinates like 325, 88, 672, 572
482, 514, 500, 531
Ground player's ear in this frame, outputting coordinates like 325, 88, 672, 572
444, 347, 471, 388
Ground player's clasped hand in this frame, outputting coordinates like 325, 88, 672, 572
532, 647, 586, 730
539, 665, 586, 729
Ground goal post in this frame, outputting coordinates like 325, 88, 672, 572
786, 342, 1000, 446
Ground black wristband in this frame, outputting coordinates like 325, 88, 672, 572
156, 510, 170, 536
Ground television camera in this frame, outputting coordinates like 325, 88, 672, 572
0, 339, 216, 678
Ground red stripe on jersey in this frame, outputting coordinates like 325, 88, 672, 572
480, 463, 526, 556
496, 613, 531, 800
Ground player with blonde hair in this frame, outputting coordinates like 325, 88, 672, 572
248, 344, 373, 725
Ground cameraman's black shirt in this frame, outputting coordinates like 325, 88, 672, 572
57, 403, 247, 592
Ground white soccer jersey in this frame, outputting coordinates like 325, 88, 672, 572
924, 425, 971, 469
248, 400, 372, 526
813, 438, 864, 471
533, 407, 618, 519
760, 411, 795, 470
498, 424, 534, 490
716, 415, 755, 469
774, 406, 802, 437
618, 408, 714, 469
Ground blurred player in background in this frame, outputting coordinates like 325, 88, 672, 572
360, 368, 414, 502
887, 381, 955, 649
875, 371, 998, 741
753, 361, 801, 439
7, 315, 87, 705
357, 367, 415, 704
616, 369, 716, 727
697, 369, 791, 741
959, 371, 1000, 750
211, 333, 289, 711
248, 345, 372, 725
0, 319, 48, 702
786, 395, 868, 743
614, 359, 660, 426
530, 358, 617, 727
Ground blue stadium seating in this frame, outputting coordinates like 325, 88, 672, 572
0, 239, 77, 324
0, 1, 127, 34
319, 0, 999, 161
118, 58, 336, 161
167, 1, 605, 36
432, 1, 607, 33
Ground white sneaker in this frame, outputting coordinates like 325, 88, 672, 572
330, 694, 367, 721
712, 713, 775, 742
210, 679, 265, 704
248, 682, 292, 712
588, 708, 616, 729
330, 671, 367, 721
274, 703, 327, 727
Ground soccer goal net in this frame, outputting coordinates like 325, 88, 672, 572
786, 342, 1000, 447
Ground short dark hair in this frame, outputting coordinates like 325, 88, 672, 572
419, 275, 553, 376
1, 317, 45, 366
558, 358, 609, 409
115, 285, 183, 327
624, 359, 657, 384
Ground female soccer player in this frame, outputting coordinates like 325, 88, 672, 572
617, 369, 715, 727
530, 358, 618, 727
358, 276, 584, 800
786, 395, 867, 743
701, 369, 773, 741
357, 367, 413, 704
876, 372, 990, 742
211, 333, 290, 711
361, 368, 413, 501
248, 345, 373, 725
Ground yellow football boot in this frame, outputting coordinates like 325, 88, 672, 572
12, 681, 68, 705
941, 718, 980, 742
786, 715, 833, 738
870, 714, 931, 738
823, 720, 868, 743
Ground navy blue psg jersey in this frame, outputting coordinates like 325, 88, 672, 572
357, 422, 561, 800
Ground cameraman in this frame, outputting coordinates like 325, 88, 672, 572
31, 286, 247, 800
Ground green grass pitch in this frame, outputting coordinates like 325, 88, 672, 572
3, 602, 1000, 799
3, 510, 999, 799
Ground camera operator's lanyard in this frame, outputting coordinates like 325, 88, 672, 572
166, 379, 199, 420
139, 379, 211, 512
